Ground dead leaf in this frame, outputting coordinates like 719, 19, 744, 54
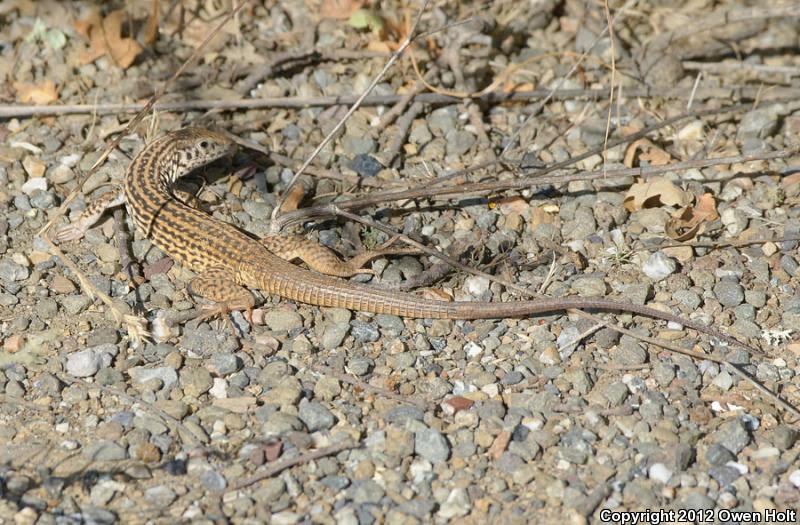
664, 193, 718, 241
321, 0, 364, 19
623, 177, 691, 212
14, 80, 58, 104
623, 138, 672, 168
143, 0, 159, 45
75, 9, 144, 69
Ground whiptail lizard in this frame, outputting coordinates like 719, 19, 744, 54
56, 128, 760, 355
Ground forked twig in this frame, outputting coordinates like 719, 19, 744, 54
271, 0, 433, 226
229, 439, 357, 491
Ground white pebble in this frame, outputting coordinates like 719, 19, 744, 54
209, 378, 228, 399
648, 462, 673, 483
59, 153, 82, 167
464, 341, 482, 358
642, 251, 677, 281
66, 348, 101, 377
464, 276, 490, 297
789, 470, 800, 488
21, 177, 48, 195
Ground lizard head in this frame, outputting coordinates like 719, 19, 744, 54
167, 128, 238, 180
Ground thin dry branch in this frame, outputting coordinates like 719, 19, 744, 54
5, 86, 800, 118
683, 60, 800, 78
274, 147, 797, 230
271, 0, 433, 223
229, 439, 357, 491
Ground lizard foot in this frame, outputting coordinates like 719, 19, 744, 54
52, 223, 88, 243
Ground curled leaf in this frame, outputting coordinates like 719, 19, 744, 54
14, 80, 58, 104
623, 177, 691, 212
664, 193, 719, 241
624, 138, 672, 168
75, 9, 144, 69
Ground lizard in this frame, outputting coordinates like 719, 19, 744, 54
54, 128, 761, 355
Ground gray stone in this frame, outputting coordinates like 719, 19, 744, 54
385, 406, 424, 424
0, 259, 29, 282
737, 106, 782, 140
714, 418, 751, 454
350, 320, 380, 343
414, 427, 450, 463
129, 366, 178, 392
83, 440, 128, 461
346, 357, 372, 376
30, 189, 56, 209
773, 425, 798, 451
642, 252, 676, 281
209, 353, 240, 376
705, 443, 736, 466
66, 348, 102, 377
144, 485, 176, 507
298, 400, 335, 432
445, 129, 476, 156
263, 310, 303, 332
199, 469, 227, 491
780, 255, 799, 277
341, 136, 375, 156
428, 106, 457, 136
714, 281, 744, 307
571, 277, 606, 297
352, 480, 385, 505
181, 367, 213, 397
62, 295, 93, 315
254, 478, 286, 503
604, 382, 628, 406
501, 370, 524, 385
242, 200, 273, 220
261, 412, 305, 436
613, 336, 647, 365
709, 465, 740, 487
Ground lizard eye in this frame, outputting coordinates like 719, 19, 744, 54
199, 140, 209, 149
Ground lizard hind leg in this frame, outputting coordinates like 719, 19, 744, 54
261, 234, 420, 278
187, 267, 256, 329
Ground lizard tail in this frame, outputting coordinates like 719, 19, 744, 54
255, 257, 758, 355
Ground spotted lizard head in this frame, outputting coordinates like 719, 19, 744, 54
165, 128, 237, 181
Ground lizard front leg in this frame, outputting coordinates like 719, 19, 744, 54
53, 187, 125, 242
187, 267, 256, 326
261, 234, 419, 278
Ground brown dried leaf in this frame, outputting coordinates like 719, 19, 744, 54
143, 0, 159, 45
76, 9, 144, 69
14, 80, 58, 104
623, 138, 672, 168
321, 0, 364, 19
623, 177, 691, 212
664, 193, 718, 241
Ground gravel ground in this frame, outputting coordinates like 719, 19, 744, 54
1, 1, 800, 524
